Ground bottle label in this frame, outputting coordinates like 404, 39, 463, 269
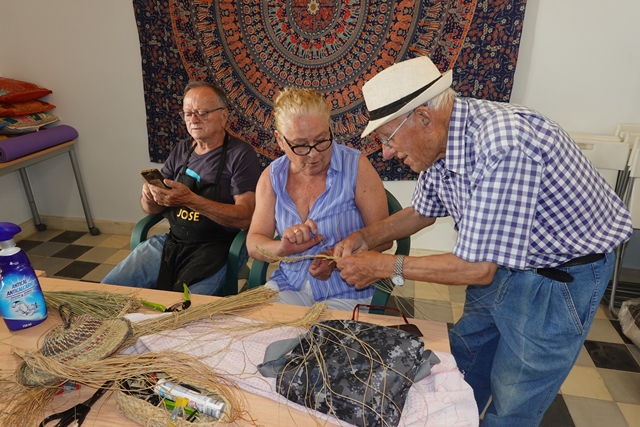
0, 272, 47, 330
153, 379, 225, 419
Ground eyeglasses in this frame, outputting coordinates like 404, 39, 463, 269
281, 130, 334, 156
379, 111, 413, 147
179, 107, 224, 121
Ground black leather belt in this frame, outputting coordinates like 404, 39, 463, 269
536, 254, 605, 283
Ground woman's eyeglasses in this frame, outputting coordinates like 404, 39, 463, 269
179, 107, 224, 121
281, 130, 334, 156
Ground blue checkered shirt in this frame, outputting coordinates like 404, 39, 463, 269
412, 98, 633, 269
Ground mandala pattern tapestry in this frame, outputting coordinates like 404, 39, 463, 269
133, 0, 527, 180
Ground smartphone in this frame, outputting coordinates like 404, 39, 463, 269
140, 168, 169, 189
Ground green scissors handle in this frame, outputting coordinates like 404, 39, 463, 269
141, 284, 191, 312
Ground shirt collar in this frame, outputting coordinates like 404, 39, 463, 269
330, 142, 342, 170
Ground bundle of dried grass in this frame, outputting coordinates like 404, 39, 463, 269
255, 245, 338, 263
2, 351, 248, 427
127, 286, 279, 347
44, 290, 142, 319
256, 246, 400, 295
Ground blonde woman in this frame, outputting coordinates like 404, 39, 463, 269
246, 88, 390, 310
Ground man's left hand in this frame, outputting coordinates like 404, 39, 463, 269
149, 179, 193, 207
336, 251, 394, 290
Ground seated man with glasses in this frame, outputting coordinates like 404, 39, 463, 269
246, 87, 391, 310
103, 81, 261, 295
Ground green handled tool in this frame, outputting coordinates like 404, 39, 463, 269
141, 283, 191, 312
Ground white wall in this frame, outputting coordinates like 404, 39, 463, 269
0, 1, 155, 225
1, 1, 639, 262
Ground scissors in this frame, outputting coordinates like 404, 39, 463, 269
140, 283, 191, 313
40, 381, 113, 427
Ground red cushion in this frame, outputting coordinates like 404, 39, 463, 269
0, 77, 52, 103
0, 100, 56, 117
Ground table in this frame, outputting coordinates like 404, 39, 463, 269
0, 140, 100, 235
1, 278, 452, 426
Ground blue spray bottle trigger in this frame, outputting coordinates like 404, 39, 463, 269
0, 222, 21, 255
0, 222, 21, 241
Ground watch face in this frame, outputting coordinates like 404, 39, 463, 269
391, 275, 404, 286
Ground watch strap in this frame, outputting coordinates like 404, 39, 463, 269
394, 255, 405, 278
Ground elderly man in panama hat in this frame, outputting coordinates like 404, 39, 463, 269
334, 56, 633, 427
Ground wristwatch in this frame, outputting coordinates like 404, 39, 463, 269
391, 255, 405, 286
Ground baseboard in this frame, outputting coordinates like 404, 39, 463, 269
16, 216, 170, 240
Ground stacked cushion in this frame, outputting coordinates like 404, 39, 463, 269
0, 100, 56, 117
0, 77, 58, 135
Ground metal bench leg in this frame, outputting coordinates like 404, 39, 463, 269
609, 241, 628, 319
18, 167, 46, 231
68, 147, 100, 235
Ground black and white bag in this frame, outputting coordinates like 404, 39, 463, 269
258, 319, 440, 427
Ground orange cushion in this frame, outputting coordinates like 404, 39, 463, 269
0, 77, 52, 103
0, 100, 56, 117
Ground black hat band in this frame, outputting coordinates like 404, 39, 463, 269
368, 75, 443, 121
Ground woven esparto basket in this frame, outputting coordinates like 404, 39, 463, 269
114, 385, 231, 427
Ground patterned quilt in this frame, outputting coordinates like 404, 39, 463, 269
134, 0, 527, 180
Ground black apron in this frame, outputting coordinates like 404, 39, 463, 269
157, 134, 238, 292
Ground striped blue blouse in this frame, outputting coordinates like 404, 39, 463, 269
269, 143, 375, 301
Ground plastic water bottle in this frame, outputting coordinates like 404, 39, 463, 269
154, 379, 225, 420
0, 222, 47, 331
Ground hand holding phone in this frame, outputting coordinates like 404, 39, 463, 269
141, 169, 169, 189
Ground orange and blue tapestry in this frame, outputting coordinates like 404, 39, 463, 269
133, 0, 527, 180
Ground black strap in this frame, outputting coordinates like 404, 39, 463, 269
536, 254, 605, 283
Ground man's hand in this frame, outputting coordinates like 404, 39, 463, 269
141, 182, 156, 203
336, 251, 393, 290
332, 231, 369, 258
148, 179, 193, 207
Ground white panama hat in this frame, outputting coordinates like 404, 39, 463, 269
361, 56, 453, 138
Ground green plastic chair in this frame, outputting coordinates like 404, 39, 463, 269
130, 214, 248, 296
247, 189, 411, 314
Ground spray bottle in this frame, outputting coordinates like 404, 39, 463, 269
0, 222, 47, 331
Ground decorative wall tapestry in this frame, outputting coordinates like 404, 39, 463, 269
133, 0, 527, 180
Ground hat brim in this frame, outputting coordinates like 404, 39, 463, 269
361, 70, 453, 138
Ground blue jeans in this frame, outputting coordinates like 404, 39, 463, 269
101, 234, 248, 296
449, 252, 613, 427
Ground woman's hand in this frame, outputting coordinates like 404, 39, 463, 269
278, 218, 324, 256
309, 249, 336, 281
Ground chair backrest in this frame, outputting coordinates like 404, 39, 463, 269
247, 189, 411, 314
573, 137, 631, 191
615, 123, 640, 137
625, 136, 640, 228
